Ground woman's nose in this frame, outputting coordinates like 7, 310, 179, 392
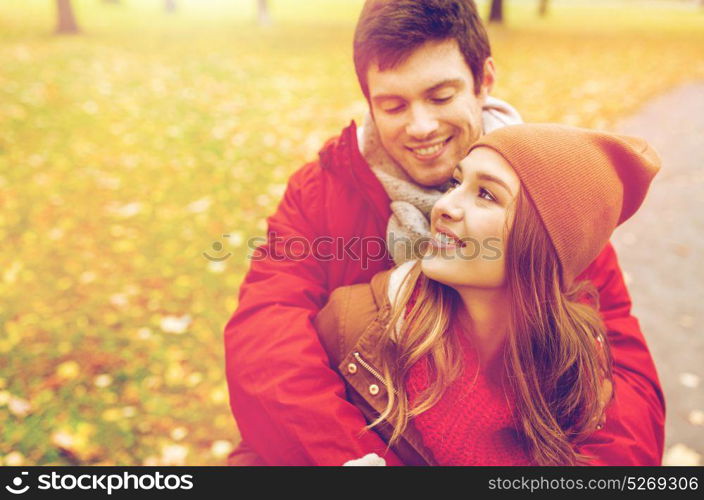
433, 193, 464, 222
406, 103, 438, 139
440, 206, 463, 221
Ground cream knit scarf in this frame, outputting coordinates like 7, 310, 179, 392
358, 96, 522, 266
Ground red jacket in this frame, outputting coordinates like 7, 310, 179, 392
223, 121, 666, 465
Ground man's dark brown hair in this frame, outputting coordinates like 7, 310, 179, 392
353, 0, 491, 100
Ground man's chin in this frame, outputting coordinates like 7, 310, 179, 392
408, 167, 453, 188
390, 151, 454, 187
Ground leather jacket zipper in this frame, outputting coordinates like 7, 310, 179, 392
353, 352, 433, 465
353, 351, 397, 395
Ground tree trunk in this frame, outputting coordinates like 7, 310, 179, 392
257, 0, 271, 26
56, 0, 79, 34
488, 0, 503, 24
538, 0, 549, 17
165, 0, 176, 13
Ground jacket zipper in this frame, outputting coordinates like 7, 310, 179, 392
353, 351, 397, 395
353, 351, 433, 464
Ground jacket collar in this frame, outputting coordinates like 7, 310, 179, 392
337, 267, 437, 465
318, 121, 392, 226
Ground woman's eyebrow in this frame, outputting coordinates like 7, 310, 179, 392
453, 165, 513, 196
477, 172, 514, 197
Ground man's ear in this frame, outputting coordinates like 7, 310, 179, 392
479, 57, 496, 98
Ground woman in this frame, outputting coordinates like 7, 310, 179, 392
314, 123, 661, 466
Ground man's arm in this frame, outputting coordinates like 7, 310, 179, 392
223, 164, 402, 465
576, 242, 666, 465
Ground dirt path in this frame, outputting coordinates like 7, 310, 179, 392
612, 81, 704, 465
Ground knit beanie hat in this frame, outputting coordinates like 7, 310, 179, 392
469, 123, 661, 286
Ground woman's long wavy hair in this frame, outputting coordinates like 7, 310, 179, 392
370, 188, 613, 465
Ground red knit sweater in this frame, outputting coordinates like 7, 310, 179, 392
403, 284, 532, 466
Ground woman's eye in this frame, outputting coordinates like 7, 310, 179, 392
479, 187, 496, 202
447, 178, 461, 190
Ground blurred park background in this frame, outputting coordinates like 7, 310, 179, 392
1, 0, 703, 466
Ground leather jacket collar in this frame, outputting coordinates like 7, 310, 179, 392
315, 268, 436, 466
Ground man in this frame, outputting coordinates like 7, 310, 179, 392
224, 0, 665, 465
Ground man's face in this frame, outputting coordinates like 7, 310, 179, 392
367, 39, 495, 188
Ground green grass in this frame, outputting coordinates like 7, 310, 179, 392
0, 0, 702, 465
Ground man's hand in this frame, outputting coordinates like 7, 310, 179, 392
344, 453, 387, 466
596, 377, 613, 430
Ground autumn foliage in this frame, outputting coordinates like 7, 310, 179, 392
0, 0, 702, 465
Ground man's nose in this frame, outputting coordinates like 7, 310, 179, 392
406, 103, 438, 139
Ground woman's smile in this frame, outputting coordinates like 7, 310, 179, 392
431, 223, 466, 249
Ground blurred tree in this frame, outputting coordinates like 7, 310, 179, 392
56, 0, 80, 34
165, 0, 176, 13
257, 0, 271, 26
102, 0, 120, 4
538, 0, 549, 17
488, 0, 503, 24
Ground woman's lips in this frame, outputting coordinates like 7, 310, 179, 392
429, 227, 466, 249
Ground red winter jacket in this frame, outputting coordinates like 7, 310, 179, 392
223, 121, 665, 466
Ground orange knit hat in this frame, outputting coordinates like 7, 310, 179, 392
470, 124, 661, 286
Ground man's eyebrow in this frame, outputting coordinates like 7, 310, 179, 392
371, 93, 402, 102
424, 78, 464, 94
372, 79, 464, 102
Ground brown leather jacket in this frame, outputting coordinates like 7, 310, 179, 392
313, 268, 436, 466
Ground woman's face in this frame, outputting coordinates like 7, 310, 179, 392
421, 147, 520, 290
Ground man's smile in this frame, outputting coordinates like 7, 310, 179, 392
406, 136, 453, 161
